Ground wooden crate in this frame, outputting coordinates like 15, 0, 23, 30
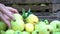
52, 0, 60, 3
0, 0, 52, 12
0, 0, 52, 4
1, 0, 59, 21
52, 4, 60, 12
11, 4, 52, 12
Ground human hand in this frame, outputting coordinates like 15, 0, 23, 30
0, 4, 19, 28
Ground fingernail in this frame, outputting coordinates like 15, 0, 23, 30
13, 17, 16, 21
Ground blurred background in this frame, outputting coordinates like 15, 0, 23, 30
0, 0, 60, 21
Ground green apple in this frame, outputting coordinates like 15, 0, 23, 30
5, 29, 14, 34
35, 21, 48, 34
11, 20, 25, 31
32, 30, 39, 34
35, 21, 46, 32
0, 30, 5, 34
38, 21, 46, 25
14, 30, 22, 34
22, 31, 30, 34
53, 32, 60, 34
35, 23, 41, 32
45, 25, 55, 34
38, 24, 49, 34
0, 20, 7, 31
35, 22, 54, 34
50, 20, 60, 32
35, 21, 55, 34
11, 14, 25, 31
13, 14, 23, 20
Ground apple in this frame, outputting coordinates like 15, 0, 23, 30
11, 20, 25, 31
5, 29, 14, 34
22, 31, 30, 34
35, 23, 41, 32
0, 30, 5, 34
11, 14, 25, 31
35, 21, 48, 34
0, 20, 7, 31
25, 23, 34, 33
38, 24, 49, 34
35, 22, 54, 34
32, 30, 39, 34
35, 21, 46, 32
53, 32, 60, 34
38, 21, 46, 25
45, 25, 55, 34
50, 20, 60, 32
22, 8, 39, 25
25, 14, 39, 25
13, 14, 23, 20
14, 30, 22, 34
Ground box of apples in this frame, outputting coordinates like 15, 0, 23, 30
0, 8, 60, 34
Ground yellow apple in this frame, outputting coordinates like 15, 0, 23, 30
25, 23, 34, 33
25, 14, 39, 25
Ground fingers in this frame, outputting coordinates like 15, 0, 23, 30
4, 14, 10, 20
6, 7, 19, 14
0, 5, 16, 21
0, 12, 11, 29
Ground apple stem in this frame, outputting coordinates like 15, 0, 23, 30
22, 8, 26, 19
27, 8, 32, 17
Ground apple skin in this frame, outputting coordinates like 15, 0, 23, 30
32, 30, 38, 34
39, 25, 55, 34
11, 14, 25, 31
25, 23, 34, 33
35, 21, 48, 34
25, 14, 39, 25
53, 32, 60, 34
14, 30, 22, 34
35, 21, 46, 32
22, 31, 30, 34
0, 30, 5, 34
35, 21, 54, 34
5, 29, 14, 34
13, 14, 23, 20
50, 20, 60, 32
45, 25, 55, 34
35, 24, 40, 32
38, 24, 49, 34
11, 20, 25, 31
0, 20, 7, 31
38, 21, 46, 25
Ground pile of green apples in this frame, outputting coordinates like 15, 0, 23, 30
0, 8, 60, 34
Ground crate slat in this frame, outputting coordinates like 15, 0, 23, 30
0, 0, 52, 4
11, 5, 52, 12
52, 4, 60, 12
38, 16, 58, 21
